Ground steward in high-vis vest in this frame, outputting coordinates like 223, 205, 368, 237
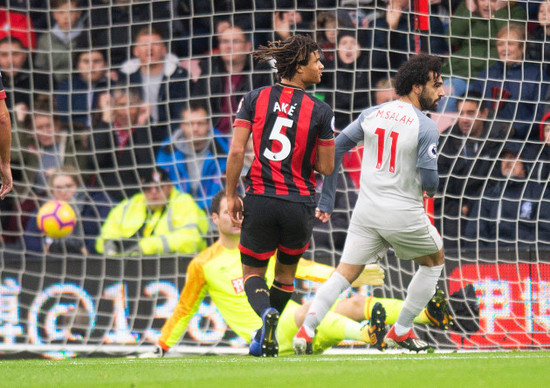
96, 168, 208, 256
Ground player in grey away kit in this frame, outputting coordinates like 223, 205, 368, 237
294, 53, 446, 353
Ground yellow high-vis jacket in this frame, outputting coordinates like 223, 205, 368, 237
96, 188, 208, 256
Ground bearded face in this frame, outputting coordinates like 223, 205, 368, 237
418, 87, 440, 112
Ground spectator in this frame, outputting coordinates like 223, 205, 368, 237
34, 0, 86, 85
318, 30, 380, 131
117, 26, 188, 130
156, 99, 229, 212
527, 0, 550, 78
470, 23, 549, 140
371, 0, 448, 73
90, 87, 157, 202
191, 23, 273, 135
0, 6, 36, 51
254, 1, 304, 48
0, 0, 48, 32
18, 95, 89, 196
436, 91, 510, 248
528, 113, 550, 182
372, 77, 398, 105
170, 0, 275, 57
339, 0, 385, 30
439, 0, 526, 113
95, 168, 208, 257
88, 0, 173, 67
0, 36, 50, 126
313, 11, 339, 62
272, 5, 303, 41
464, 142, 542, 251
55, 44, 110, 128
24, 165, 111, 256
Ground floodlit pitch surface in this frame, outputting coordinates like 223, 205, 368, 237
1, 351, 549, 387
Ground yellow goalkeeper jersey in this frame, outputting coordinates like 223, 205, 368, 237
159, 241, 335, 349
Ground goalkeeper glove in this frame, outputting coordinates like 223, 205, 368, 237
351, 264, 385, 287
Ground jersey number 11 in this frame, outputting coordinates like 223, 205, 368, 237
374, 127, 399, 173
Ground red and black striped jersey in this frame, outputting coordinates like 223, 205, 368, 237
0, 72, 5, 99
233, 83, 335, 202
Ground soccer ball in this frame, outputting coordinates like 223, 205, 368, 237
36, 200, 77, 238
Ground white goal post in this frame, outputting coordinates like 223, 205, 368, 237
0, 0, 548, 357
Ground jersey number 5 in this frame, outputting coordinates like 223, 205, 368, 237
374, 127, 399, 173
263, 116, 293, 161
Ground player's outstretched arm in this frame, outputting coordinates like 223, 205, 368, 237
226, 126, 250, 224
0, 99, 12, 199
351, 264, 385, 287
314, 143, 335, 176
295, 258, 384, 286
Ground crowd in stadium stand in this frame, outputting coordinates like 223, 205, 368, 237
435, 91, 509, 248
463, 142, 542, 250
1, 0, 550, 260
156, 98, 229, 212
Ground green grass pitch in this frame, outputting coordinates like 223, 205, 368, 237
1, 351, 549, 388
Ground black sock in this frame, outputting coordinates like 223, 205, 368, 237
269, 280, 294, 314
244, 275, 271, 318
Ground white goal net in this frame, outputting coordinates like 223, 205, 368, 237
0, 0, 548, 358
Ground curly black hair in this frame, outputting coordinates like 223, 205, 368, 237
253, 34, 321, 81
394, 53, 442, 97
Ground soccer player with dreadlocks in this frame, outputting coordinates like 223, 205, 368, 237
225, 34, 336, 357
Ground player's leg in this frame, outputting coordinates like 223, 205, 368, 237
290, 300, 385, 353
239, 196, 280, 357
293, 262, 363, 354
271, 200, 316, 314
276, 300, 302, 356
336, 293, 452, 328
273, 198, 317, 355
270, 257, 298, 313
277, 301, 363, 356
382, 221, 444, 351
294, 225, 388, 354
242, 263, 270, 316
242, 259, 280, 357
390, 248, 444, 336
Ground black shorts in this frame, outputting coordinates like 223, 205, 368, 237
239, 195, 315, 266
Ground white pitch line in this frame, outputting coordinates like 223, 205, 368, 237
35, 352, 549, 366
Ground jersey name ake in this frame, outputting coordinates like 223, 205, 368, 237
376, 109, 414, 126
273, 102, 297, 116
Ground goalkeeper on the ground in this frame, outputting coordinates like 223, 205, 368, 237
146, 191, 452, 357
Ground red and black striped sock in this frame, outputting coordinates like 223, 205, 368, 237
269, 280, 294, 314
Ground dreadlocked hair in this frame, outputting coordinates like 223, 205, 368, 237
253, 34, 320, 81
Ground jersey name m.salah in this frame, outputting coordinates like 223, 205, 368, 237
234, 83, 334, 203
